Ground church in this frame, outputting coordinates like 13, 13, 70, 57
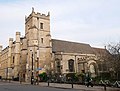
0, 8, 109, 82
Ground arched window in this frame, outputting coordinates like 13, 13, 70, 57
68, 59, 74, 72
13, 56, 15, 63
40, 23, 43, 29
55, 58, 61, 73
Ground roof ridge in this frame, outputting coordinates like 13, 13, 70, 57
52, 39, 90, 45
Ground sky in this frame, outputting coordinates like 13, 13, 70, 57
0, 0, 120, 48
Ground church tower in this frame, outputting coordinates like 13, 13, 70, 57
25, 8, 52, 81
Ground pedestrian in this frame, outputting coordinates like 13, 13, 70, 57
85, 74, 93, 87
36, 78, 39, 85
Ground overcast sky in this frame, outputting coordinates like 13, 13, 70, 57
0, 0, 120, 48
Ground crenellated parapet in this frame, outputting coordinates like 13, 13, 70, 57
16, 32, 20, 43
14, 32, 21, 54
9, 38, 13, 48
16, 32, 20, 35
0, 45, 2, 53
25, 8, 50, 23
8, 38, 13, 57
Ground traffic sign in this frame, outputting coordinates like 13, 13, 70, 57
36, 68, 42, 71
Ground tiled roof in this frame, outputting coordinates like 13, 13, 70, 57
92, 47, 109, 56
52, 39, 94, 54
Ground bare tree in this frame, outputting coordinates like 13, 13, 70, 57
107, 42, 120, 80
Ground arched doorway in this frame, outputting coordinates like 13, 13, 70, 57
88, 60, 98, 77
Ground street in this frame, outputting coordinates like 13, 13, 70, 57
0, 81, 120, 91
0, 82, 79, 91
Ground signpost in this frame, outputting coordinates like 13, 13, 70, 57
36, 68, 42, 71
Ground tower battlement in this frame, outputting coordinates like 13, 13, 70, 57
16, 32, 20, 35
25, 8, 50, 23
9, 38, 13, 41
0, 45, 2, 52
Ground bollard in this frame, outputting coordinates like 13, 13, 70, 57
71, 78, 73, 88
20, 80, 22, 84
31, 77, 34, 85
71, 82, 73, 88
36, 79, 39, 85
9, 79, 10, 83
48, 80, 49, 86
104, 84, 106, 91
47, 75, 50, 87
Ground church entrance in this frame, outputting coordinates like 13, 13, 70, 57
88, 61, 98, 78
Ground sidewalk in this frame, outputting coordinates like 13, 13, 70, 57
38, 82, 120, 91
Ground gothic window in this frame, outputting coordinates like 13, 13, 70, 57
57, 61, 61, 72
41, 38, 43, 43
55, 58, 61, 73
61, 65, 63, 69
40, 23, 43, 29
68, 59, 74, 72
13, 56, 14, 63
37, 17, 39, 20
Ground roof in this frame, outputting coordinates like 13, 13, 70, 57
92, 47, 110, 56
52, 39, 94, 54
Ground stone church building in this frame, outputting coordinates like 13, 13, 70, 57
0, 8, 109, 82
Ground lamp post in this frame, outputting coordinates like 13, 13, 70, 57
19, 63, 21, 84
45, 65, 50, 86
6, 68, 8, 81
31, 53, 34, 85
36, 49, 39, 83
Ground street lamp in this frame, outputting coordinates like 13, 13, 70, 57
31, 52, 34, 85
6, 68, 8, 80
35, 49, 39, 85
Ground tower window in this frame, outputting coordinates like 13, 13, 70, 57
41, 38, 43, 43
13, 56, 15, 63
37, 17, 39, 20
28, 25, 29, 28
40, 23, 43, 29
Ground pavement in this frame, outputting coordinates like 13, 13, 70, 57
38, 82, 120, 91
0, 80, 120, 91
